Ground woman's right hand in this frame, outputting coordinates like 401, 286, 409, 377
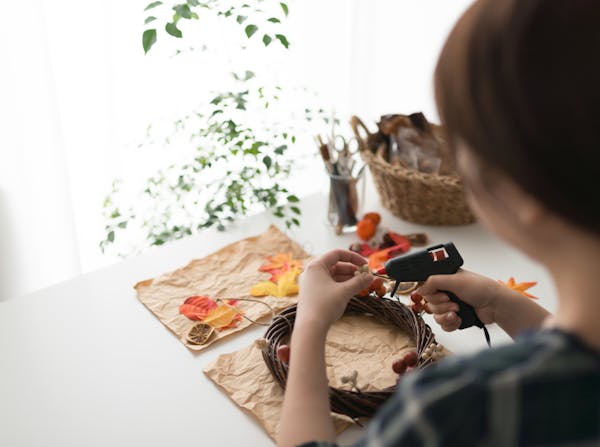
417, 270, 504, 332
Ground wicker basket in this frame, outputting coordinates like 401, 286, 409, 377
351, 116, 475, 226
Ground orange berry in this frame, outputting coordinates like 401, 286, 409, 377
356, 219, 377, 241
363, 212, 381, 226
356, 287, 370, 298
370, 277, 384, 290
375, 286, 387, 297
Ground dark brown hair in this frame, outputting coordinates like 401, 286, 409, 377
435, 0, 600, 234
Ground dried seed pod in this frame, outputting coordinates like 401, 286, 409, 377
357, 264, 370, 274
341, 370, 358, 386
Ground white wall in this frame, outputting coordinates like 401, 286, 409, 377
0, 0, 473, 300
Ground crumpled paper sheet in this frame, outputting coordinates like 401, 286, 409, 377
204, 314, 417, 440
134, 225, 310, 351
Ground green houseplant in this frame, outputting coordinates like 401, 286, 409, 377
101, 0, 329, 255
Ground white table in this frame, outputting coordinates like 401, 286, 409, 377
0, 186, 557, 447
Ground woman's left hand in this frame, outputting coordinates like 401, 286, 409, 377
296, 249, 373, 332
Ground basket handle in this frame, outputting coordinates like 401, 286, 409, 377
350, 115, 373, 153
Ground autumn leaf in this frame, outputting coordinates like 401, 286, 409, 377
179, 295, 218, 320
498, 277, 539, 299
203, 303, 243, 330
250, 268, 300, 297
258, 253, 302, 276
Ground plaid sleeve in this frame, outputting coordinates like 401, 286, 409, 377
297, 330, 600, 447
367, 358, 490, 446
297, 356, 489, 447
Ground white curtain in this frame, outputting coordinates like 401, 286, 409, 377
0, 0, 471, 301
0, 0, 81, 300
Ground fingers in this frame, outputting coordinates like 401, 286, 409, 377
417, 272, 464, 296
319, 249, 368, 268
341, 271, 373, 296
330, 262, 358, 278
424, 292, 450, 305
428, 299, 459, 316
333, 274, 355, 283
434, 311, 461, 332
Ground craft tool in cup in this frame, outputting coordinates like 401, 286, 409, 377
381, 242, 491, 347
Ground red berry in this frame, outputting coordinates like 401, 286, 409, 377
277, 344, 290, 363
392, 358, 407, 374
411, 302, 423, 313
403, 351, 418, 367
410, 292, 423, 304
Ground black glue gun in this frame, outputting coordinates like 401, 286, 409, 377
383, 242, 491, 347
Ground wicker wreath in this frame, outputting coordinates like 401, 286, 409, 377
262, 295, 439, 419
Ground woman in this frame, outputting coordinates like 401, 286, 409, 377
278, 1, 600, 446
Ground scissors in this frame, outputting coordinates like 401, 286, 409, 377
331, 135, 360, 158
329, 135, 360, 176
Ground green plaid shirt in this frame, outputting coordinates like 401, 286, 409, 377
300, 330, 600, 447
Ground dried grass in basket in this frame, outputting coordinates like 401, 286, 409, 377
350, 115, 475, 226
261, 295, 439, 419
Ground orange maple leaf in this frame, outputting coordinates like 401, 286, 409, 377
259, 253, 303, 279
250, 268, 301, 297
498, 277, 539, 299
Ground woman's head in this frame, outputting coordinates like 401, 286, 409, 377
435, 0, 600, 250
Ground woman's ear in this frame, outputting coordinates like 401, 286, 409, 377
495, 173, 546, 227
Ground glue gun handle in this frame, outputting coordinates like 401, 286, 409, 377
443, 290, 485, 330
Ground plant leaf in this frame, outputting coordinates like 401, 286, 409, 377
262, 34, 272, 46
202, 303, 242, 329
166, 21, 183, 38
250, 268, 301, 297
173, 4, 192, 19
245, 24, 258, 38
236, 15, 247, 24
267, 17, 281, 23
142, 29, 157, 54
275, 33, 289, 48
145, 1, 163, 11
263, 155, 272, 169
180, 295, 218, 320
280, 2, 289, 16
287, 194, 299, 203
144, 16, 157, 24
498, 277, 539, 299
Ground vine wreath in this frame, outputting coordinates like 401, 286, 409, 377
261, 295, 441, 419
